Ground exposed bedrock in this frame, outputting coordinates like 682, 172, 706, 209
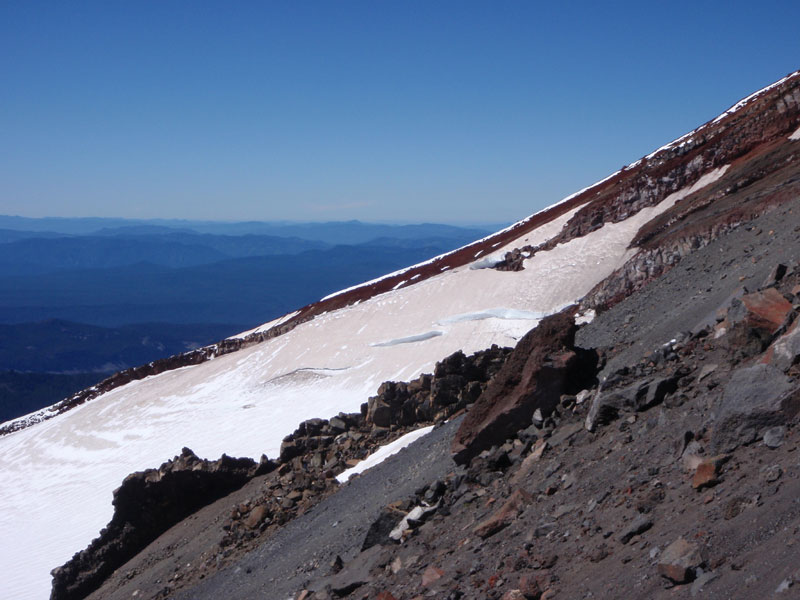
550, 74, 800, 249
451, 312, 598, 465
363, 345, 512, 430
50, 449, 267, 600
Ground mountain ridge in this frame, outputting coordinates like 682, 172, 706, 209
1, 69, 799, 600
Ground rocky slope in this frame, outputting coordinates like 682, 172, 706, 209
72, 189, 800, 600
12, 69, 800, 600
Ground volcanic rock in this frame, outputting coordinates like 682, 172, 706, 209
451, 312, 597, 464
691, 455, 729, 490
766, 320, 800, 371
473, 488, 533, 539
362, 507, 404, 551
50, 448, 259, 600
657, 537, 706, 584
585, 375, 678, 431
726, 288, 793, 355
617, 515, 653, 544
712, 364, 800, 451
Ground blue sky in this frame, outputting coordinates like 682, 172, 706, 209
1, 1, 799, 224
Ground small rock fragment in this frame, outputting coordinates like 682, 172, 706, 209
763, 426, 785, 448
618, 515, 653, 544
657, 537, 705, 583
421, 566, 443, 587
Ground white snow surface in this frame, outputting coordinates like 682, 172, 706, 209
227, 310, 300, 340
335, 425, 435, 483
0, 166, 730, 600
790, 125, 800, 141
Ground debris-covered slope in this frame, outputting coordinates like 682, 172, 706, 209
1, 70, 799, 600
85, 191, 800, 600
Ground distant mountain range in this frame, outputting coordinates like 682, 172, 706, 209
0, 216, 501, 242
0, 218, 494, 421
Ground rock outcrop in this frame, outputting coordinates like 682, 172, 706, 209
50, 448, 264, 600
451, 312, 597, 465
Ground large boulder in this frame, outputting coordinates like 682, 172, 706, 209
585, 375, 679, 431
712, 364, 800, 451
726, 288, 793, 356
451, 312, 597, 465
764, 320, 800, 371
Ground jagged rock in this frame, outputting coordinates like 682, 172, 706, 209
712, 364, 800, 451
364, 346, 511, 430
763, 263, 788, 287
657, 537, 706, 583
50, 448, 258, 600
495, 247, 527, 271
452, 313, 597, 464
765, 320, 800, 371
726, 288, 793, 355
585, 375, 678, 431
691, 455, 729, 489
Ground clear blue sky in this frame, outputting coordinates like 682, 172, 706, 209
1, 1, 799, 225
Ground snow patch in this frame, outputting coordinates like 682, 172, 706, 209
336, 426, 434, 483
790, 125, 800, 141
229, 311, 300, 339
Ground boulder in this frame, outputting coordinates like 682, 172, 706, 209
726, 288, 793, 355
657, 537, 706, 583
765, 320, 800, 371
585, 375, 678, 431
244, 504, 270, 529
712, 364, 800, 451
452, 313, 597, 464
763, 426, 786, 448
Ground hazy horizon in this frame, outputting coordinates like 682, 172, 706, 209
2, 2, 799, 225
0, 213, 509, 229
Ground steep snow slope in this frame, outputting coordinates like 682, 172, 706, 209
0, 169, 730, 600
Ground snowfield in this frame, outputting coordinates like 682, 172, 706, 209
0, 168, 729, 600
